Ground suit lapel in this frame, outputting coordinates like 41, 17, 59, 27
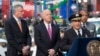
71, 28, 78, 37
42, 23, 51, 40
12, 17, 23, 33
51, 24, 55, 40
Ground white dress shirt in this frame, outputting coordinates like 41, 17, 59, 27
44, 21, 52, 31
13, 15, 21, 23
74, 28, 82, 36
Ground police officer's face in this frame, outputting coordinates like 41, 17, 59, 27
71, 20, 81, 30
14, 7, 24, 18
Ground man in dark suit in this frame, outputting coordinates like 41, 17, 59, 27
34, 9, 60, 56
60, 13, 91, 52
4, 5, 31, 56
80, 10, 96, 37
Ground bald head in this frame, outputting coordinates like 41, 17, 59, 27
41, 9, 52, 24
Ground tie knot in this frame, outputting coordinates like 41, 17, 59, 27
78, 30, 80, 32
78, 30, 80, 34
78, 30, 81, 37
48, 24, 50, 28
83, 23, 85, 26
82, 23, 86, 29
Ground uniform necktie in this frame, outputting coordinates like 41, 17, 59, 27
83, 23, 86, 29
18, 20, 22, 32
47, 24, 52, 40
78, 30, 81, 37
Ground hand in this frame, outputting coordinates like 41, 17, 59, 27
48, 49, 55, 56
22, 46, 30, 55
22, 48, 29, 56
23, 46, 30, 50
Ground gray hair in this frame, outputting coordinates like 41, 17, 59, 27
13, 4, 23, 11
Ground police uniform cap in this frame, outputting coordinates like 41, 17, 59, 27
68, 14, 82, 21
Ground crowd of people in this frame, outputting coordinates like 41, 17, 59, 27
4, 4, 96, 56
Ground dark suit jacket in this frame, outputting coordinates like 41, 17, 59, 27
60, 28, 91, 51
34, 22, 60, 56
4, 17, 31, 56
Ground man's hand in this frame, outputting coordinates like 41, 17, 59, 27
23, 46, 30, 50
48, 49, 55, 56
22, 46, 30, 56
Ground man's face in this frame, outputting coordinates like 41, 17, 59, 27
42, 10, 52, 23
14, 7, 24, 18
71, 20, 81, 30
81, 11, 88, 23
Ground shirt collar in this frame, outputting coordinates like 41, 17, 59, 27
74, 28, 82, 35
13, 15, 21, 22
81, 22, 86, 26
44, 21, 51, 29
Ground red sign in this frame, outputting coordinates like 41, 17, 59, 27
2, 0, 9, 20
23, 2, 34, 19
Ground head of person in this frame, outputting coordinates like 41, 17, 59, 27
80, 10, 88, 23
13, 4, 24, 19
69, 13, 82, 30
41, 9, 52, 24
